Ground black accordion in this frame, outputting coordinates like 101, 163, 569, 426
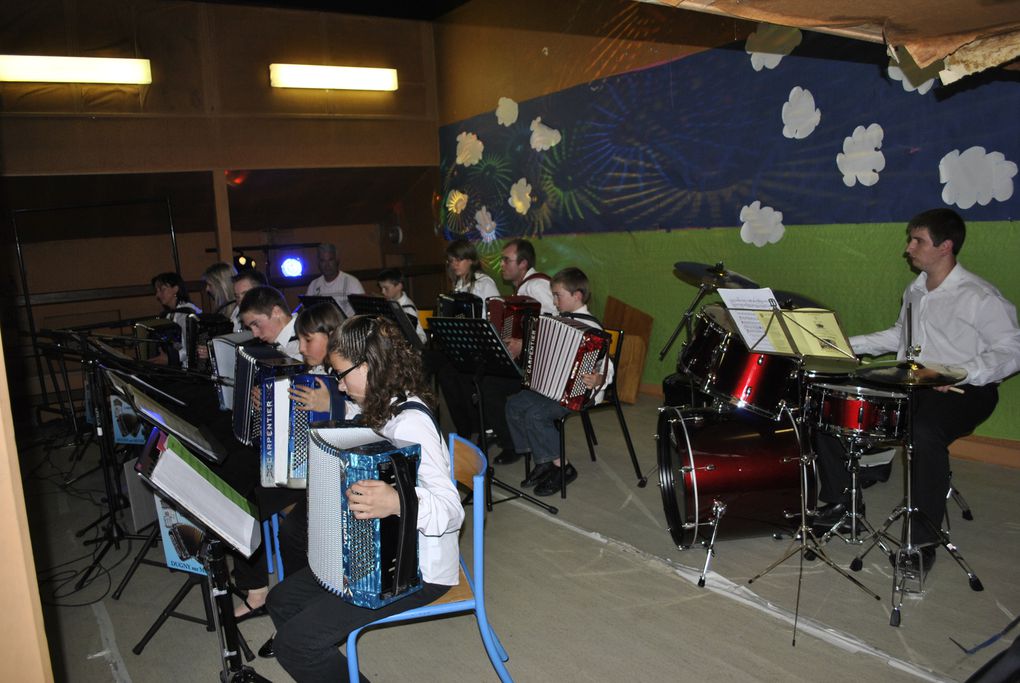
522, 316, 611, 411
231, 344, 305, 447
186, 313, 234, 373
486, 295, 541, 340
308, 426, 422, 608
436, 292, 483, 318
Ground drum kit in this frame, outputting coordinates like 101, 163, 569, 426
656, 261, 983, 625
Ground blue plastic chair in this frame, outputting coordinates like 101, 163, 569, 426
346, 433, 513, 681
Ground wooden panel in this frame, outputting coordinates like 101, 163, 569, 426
603, 296, 653, 404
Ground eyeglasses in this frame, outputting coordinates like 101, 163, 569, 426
327, 361, 363, 383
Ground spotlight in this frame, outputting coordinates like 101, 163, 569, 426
280, 257, 304, 278
234, 253, 257, 272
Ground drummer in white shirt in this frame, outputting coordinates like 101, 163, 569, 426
813, 208, 1020, 574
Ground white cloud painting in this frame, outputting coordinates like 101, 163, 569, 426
740, 201, 785, 247
940, 146, 1017, 209
836, 124, 886, 187
746, 24, 802, 71
782, 87, 821, 139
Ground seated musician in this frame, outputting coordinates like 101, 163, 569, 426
237, 286, 302, 361
432, 239, 501, 438
377, 267, 427, 343
813, 208, 1020, 573
150, 272, 201, 367
306, 242, 365, 317
231, 269, 268, 332
447, 238, 500, 307
267, 315, 463, 682
503, 267, 613, 496
202, 262, 238, 318
489, 239, 557, 465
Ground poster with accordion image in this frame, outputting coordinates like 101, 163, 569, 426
154, 494, 207, 576
110, 395, 148, 445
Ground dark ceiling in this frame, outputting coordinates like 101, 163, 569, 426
189, 0, 470, 22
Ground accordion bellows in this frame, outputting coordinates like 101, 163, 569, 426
231, 345, 304, 446
308, 427, 422, 609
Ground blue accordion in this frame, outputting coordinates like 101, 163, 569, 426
307, 425, 422, 609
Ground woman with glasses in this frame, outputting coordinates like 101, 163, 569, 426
267, 315, 463, 681
150, 272, 201, 367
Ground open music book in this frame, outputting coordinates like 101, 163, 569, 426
718, 288, 855, 361
142, 434, 261, 557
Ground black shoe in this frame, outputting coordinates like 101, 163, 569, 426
535, 464, 577, 497
521, 462, 556, 488
811, 501, 865, 531
258, 635, 275, 658
495, 449, 523, 465
889, 546, 936, 573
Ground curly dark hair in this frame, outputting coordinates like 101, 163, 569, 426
328, 315, 434, 431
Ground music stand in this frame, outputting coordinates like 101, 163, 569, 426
348, 293, 424, 352
297, 295, 346, 317
720, 301, 881, 641
428, 317, 558, 515
126, 391, 268, 681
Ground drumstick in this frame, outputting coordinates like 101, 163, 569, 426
947, 386, 965, 394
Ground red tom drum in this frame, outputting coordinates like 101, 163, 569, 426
679, 304, 798, 420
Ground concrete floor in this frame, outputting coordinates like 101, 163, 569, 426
21, 393, 1020, 682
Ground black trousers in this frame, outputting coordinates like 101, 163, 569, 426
814, 383, 998, 544
267, 567, 448, 682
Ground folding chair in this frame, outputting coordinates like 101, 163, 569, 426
346, 433, 513, 682
546, 328, 647, 497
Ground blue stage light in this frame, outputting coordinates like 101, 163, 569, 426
281, 257, 304, 278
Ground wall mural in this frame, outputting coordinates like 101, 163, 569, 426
437, 30, 1019, 249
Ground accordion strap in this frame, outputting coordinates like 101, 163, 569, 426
392, 400, 442, 439
388, 452, 420, 596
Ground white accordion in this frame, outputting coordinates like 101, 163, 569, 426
208, 331, 255, 411
260, 373, 343, 489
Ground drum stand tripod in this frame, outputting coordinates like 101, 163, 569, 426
849, 391, 983, 626
817, 436, 897, 566
749, 406, 880, 641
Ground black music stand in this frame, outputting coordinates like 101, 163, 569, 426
126, 394, 267, 681
348, 293, 424, 351
429, 317, 558, 515
297, 295, 346, 317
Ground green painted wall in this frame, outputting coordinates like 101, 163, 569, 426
486, 220, 1020, 440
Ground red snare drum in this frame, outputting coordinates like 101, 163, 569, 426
679, 304, 798, 420
657, 407, 811, 549
804, 382, 907, 443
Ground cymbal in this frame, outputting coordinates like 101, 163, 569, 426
854, 360, 967, 387
673, 261, 758, 290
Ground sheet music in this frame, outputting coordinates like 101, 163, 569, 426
717, 288, 782, 353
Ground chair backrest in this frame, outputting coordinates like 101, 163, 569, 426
606, 328, 623, 365
451, 434, 485, 490
418, 308, 433, 331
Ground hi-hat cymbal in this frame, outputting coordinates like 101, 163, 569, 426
854, 360, 967, 387
674, 261, 758, 290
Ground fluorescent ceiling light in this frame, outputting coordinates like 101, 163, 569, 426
269, 63, 398, 91
0, 55, 152, 84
